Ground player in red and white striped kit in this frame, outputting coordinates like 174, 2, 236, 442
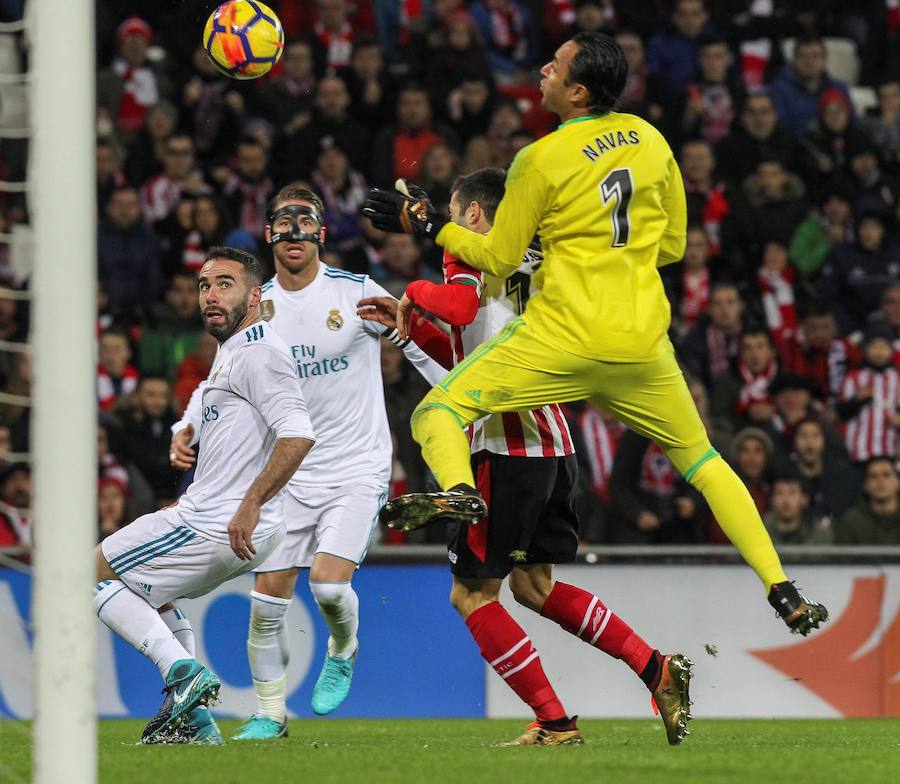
836, 324, 900, 463
359, 170, 691, 748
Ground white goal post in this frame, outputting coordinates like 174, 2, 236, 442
30, 0, 97, 781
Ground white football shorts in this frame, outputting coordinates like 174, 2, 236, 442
255, 483, 389, 572
101, 508, 284, 609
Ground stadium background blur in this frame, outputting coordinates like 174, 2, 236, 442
1, 0, 900, 561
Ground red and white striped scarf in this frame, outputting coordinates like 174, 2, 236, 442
707, 326, 737, 379
737, 358, 778, 413
314, 21, 353, 69
640, 443, 678, 498
181, 230, 207, 272
488, 2, 528, 63
97, 364, 139, 412
758, 265, 797, 347
681, 267, 710, 327
578, 406, 625, 504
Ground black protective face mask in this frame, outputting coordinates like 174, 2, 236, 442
267, 204, 323, 246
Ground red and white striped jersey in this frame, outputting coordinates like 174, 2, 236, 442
444, 248, 574, 458
578, 405, 625, 503
839, 366, 900, 462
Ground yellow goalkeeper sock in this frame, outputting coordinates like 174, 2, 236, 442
411, 402, 476, 491
688, 455, 787, 588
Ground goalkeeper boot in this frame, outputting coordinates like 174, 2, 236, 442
311, 641, 357, 715
503, 716, 583, 746
141, 659, 221, 744
768, 581, 828, 636
231, 714, 289, 741
379, 485, 486, 532
651, 653, 693, 746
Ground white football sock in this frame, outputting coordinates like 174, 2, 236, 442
94, 580, 190, 679
248, 591, 291, 721
310, 581, 359, 659
160, 605, 195, 657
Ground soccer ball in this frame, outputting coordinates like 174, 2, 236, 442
203, 0, 284, 80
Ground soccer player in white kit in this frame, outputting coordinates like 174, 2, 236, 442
171, 186, 443, 740
95, 247, 315, 745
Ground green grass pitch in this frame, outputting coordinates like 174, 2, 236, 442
2, 718, 899, 784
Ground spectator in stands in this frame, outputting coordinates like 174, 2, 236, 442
96, 16, 171, 139
123, 100, 178, 187
790, 417, 858, 525
219, 137, 274, 242
680, 281, 745, 389
172, 332, 217, 415
711, 327, 779, 427
763, 470, 833, 545
98, 422, 129, 493
680, 35, 745, 145
463, 98, 525, 172
867, 281, 900, 350
862, 76, 900, 175
789, 184, 855, 279
836, 322, 900, 464
663, 225, 715, 339
110, 374, 180, 503
609, 430, 705, 544
0, 462, 30, 554
427, 11, 492, 113
614, 29, 677, 140
778, 300, 861, 404
755, 240, 798, 349
819, 211, 900, 333
138, 271, 204, 382
728, 157, 810, 271
279, 74, 371, 183
728, 427, 773, 515
444, 71, 496, 147
97, 328, 138, 413
180, 47, 247, 165
768, 33, 852, 137
370, 234, 430, 296
836, 457, 900, 544
140, 133, 202, 226
469, 0, 538, 84
310, 137, 372, 274
98, 477, 129, 540
796, 87, 871, 191
679, 139, 730, 257
371, 83, 459, 186
311, 0, 357, 71
98, 185, 163, 320
346, 36, 395, 129
419, 142, 461, 220
160, 193, 232, 278
715, 91, 795, 187
647, 0, 712, 92
96, 139, 126, 212
254, 39, 316, 140
572, 400, 625, 527
844, 138, 900, 217
762, 373, 821, 452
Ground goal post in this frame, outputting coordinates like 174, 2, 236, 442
30, 0, 97, 781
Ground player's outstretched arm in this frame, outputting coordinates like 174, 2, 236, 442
229, 435, 314, 559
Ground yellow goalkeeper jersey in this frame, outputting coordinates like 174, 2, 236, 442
435, 112, 687, 362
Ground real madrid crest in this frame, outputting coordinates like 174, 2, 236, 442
326, 309, 344, 331
259, 300, 275, 322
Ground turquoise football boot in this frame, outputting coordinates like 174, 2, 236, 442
141, 659, 221, 744
231, 714, 289, 741
311, 643, 357, 715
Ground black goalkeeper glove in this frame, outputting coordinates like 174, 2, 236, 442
363, 179, 449, 239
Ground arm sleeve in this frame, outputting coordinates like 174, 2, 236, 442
409, 315, 454, 370
171, 381, 205, 446
231, 344, 316, 442
405, 279, 481, 326
434, 146, 550, 278
657, 153, 688, 266
361, 277, 448, 386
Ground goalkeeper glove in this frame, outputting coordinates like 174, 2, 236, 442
363, 179, 449, 239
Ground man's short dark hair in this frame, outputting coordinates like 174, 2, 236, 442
137, 373, 169, 388
568, 32, 628, 115
203, 246, 265, 286
451, 168, 507, 225
864, 456, 899, 477
794, 32, 825, 55
741, 326, 773, 345
267, 184, 325, 222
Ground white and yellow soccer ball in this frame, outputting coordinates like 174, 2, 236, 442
203, 0, 284, 80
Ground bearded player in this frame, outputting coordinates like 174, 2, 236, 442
360, 169, 691, 746
363, 32, 827, 647
171, 186, 444, 740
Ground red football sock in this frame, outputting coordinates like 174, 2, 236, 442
541, 582, 660, 688
465, 601, 567, 723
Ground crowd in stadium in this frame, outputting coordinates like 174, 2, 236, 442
2, 0, 900, 558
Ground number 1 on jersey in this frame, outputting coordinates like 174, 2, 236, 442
600, 168, 633, 247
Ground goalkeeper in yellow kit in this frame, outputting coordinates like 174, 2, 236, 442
363, 31, 827, 636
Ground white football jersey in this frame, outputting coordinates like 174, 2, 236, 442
177, 263, 445, 493
176, 321, 315, 544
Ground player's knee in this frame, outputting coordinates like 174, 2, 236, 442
249, 591, 290, 639
310, 580, 353, 610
